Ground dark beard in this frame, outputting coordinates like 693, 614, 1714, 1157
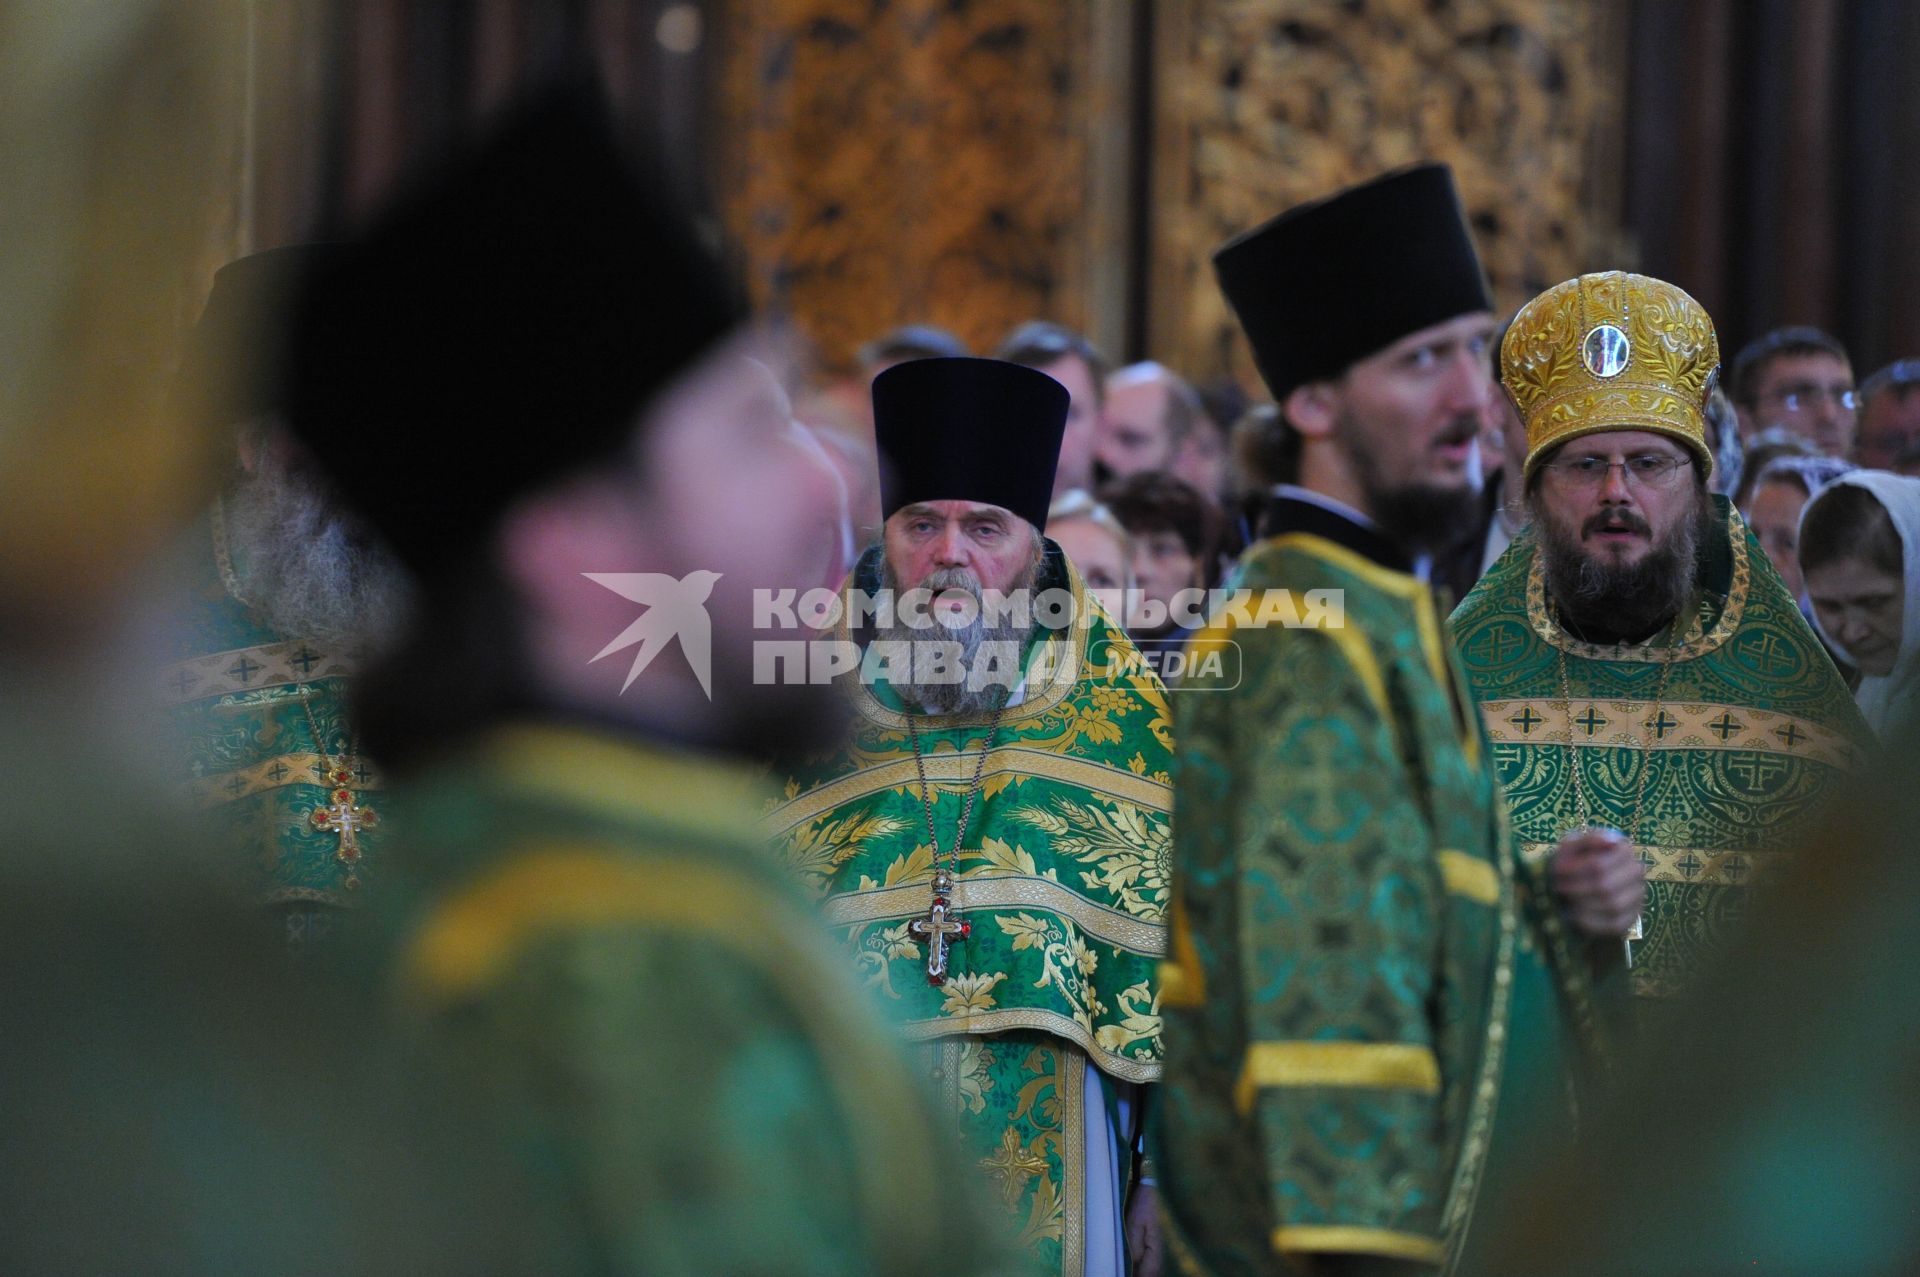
1535, 493, 1713, 643
876, 555, 1040, 716
1340, 412, 1484, 554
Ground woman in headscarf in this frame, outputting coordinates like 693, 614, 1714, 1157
1799, 470, 1920, 734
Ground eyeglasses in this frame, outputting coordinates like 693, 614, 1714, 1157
1540, 454, 1694, 489
1767, 383, 1860, 412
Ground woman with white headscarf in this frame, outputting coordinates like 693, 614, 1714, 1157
1799, 470, 1920, 735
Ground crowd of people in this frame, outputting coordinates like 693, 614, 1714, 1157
15, 68, 1920, 1277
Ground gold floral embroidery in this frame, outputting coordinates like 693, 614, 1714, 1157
956, 1040, 995, 1115
940, 971, 1008, 1015
781, 808, 912, 891
996, 912, 1107, 1032
1093, 980, 1162, 1059
1007, 796, 1170, 920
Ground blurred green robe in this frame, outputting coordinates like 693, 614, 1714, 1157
365, 721, 1003, 1277
1153, 499, 1603, 1275
768, 549, 1172, 1276
1451, 497, 1871, 1001
159, 503, 383, 948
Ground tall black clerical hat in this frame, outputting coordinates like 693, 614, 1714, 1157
175, 244, 334, 438
284, 80, 743, 572
872, 357, 1069, 532
1212, 163, 1492, 401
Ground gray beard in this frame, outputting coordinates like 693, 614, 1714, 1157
222, 455, 409, 655
876, 557, 1039, 717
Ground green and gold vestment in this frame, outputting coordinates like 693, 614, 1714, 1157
768, 549, 1172, 1276
1154, 500, 1603, 1275
159, 505, 382, 948
1452, 498, 1870, 1000
362, 721, 1000, 1277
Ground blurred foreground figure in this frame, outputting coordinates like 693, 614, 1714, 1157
1452, 274, 1869, 1007
1156, 166, 1635, 1276
1474, 722, 1920, 1276
0, 5, 546, 1273
285, 84, 999, 1277
156, 247, 408, 951
767, 357, 1173, 1276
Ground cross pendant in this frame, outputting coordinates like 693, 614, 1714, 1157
909, 869, 970, 986
310, 762, 378, 887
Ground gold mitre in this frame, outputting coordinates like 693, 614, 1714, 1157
1503, 271, 1720, 481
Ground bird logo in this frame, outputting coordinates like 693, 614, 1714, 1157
584, 570, 722, 698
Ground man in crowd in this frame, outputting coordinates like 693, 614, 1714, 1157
768, 356, 1173, 1276
998, 320, 1109, 499
284, 84, 1001, 1276
1098, 361, 1204, 480
1855, 358, 1920, 469
1155, 165, 1642, 1276
1452, 272, 1871, 1007
158, 245, 408, 952
1729, 325, 1859, 456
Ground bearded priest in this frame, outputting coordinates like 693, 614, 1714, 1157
767, 356, 1173, 1277
1452, 271, 1871, 1007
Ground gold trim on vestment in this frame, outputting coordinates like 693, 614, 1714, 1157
767, 746, 1171, 839
184, 750, 383, 807
1437, 850, 1500, 905
1481, 697, 1860, 771
898, 1009, 1162, 1085
398, 843, 947, 1257
484, 724, 771, 845
1438, 770, 1519, 1274
1157, 889, 1207, 1008
1060, 1041, 1086, 1277
160, 640, 359, 705
821, 872, 1166, 954
1231, 1041, 1440, 1115
1526, 505, 1752, 662
1272, 1226, 1445, 1263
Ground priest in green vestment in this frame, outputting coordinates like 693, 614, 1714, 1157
767, 357, 1173, 1277
1, 16, 563, 1268
1154, 166, 1646, 1277
1452, 271, 1871, 1006
157, 247, 408, 951
279, 85, 1003, 1277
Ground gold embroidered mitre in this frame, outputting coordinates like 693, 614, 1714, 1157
1503, 271, 1719, 482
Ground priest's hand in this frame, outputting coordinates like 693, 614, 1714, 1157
1548, 827, 1646, 937
1126, 1182, 1163, 1277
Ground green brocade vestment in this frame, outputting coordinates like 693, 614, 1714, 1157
1451, 498, 1870, 1000
158, 505, 383, 946
361, 722, 1002, 1277
1154, 511, 1600, 1276
767, 552, 1172, 1275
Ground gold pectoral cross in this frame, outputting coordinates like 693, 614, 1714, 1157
309, 760, 378, 888
909, 867, 970, 985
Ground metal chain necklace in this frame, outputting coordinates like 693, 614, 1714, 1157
905, 707, 1004, 986
298, 687, 377, 890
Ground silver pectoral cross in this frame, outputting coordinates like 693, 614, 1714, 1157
908, 868, 970, 985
